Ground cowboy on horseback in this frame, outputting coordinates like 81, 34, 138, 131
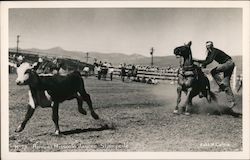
193, 41, 236, 109
173, 41, 217, 115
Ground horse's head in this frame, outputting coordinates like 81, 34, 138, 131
174, 41, 192, 58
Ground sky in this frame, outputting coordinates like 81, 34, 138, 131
9, 8, 242, 58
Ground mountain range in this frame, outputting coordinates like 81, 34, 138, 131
18, 47, 178, 66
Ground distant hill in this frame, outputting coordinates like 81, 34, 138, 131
21, 47, 146, 65
11, 47, 242, 73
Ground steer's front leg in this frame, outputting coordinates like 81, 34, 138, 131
15, 104, 35, 132
52, 102, 60, 135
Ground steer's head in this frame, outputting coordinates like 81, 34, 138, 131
16, 62, 39, 86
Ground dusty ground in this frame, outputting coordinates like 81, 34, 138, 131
9, 74, 242, 152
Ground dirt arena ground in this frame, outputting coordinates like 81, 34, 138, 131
9, 74, 242, 152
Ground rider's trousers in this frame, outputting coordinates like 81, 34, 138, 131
210, 59, 235, 103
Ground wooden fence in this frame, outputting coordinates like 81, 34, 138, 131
110, 67, 241, 91
112, 68, 178, 81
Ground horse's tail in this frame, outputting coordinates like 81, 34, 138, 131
209, 91, 217, 102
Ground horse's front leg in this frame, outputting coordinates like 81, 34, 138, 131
184, 88, 199, 116
174, 85, 182, 114
183, 77, 198, 115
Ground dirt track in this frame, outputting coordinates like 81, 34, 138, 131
9, 74, 242, 152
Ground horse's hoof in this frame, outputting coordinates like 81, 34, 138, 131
199, 95, 204, 98
15, 124, 24, 132
79, 109, 87, 115
235, 114, 242, 118
91, 112, 100, 120
82, 110, 87, 115
184, 112, 191, 116
54, 130, 60, 135
173, 110, 179, 114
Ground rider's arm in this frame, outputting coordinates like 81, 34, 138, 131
193, 59, 204, 63
202, 52, 216, 67
193, 59, 206, 68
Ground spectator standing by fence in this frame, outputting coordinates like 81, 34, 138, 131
108, 63, 114, 81
121, 63, 126, 82
16, 55, 24, 67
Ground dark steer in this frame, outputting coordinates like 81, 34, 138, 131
15, 62, 99, 135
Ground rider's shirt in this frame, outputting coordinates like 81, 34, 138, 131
203, 48, 232, 66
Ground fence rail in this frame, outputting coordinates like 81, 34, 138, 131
111, 67, 178, 80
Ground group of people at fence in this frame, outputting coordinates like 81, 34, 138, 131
136, 65, 178, 73
9, 54, 67, 75
94, 61, 114, 80
93, 61, 160, 84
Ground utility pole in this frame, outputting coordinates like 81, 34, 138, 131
150, 47, 154, 66
17, 35, 20, 54
86, 52, 89, 63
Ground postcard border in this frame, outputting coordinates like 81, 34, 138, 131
1, 1, 250, 159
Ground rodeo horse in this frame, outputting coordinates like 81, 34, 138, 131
173, 41, 217, 115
